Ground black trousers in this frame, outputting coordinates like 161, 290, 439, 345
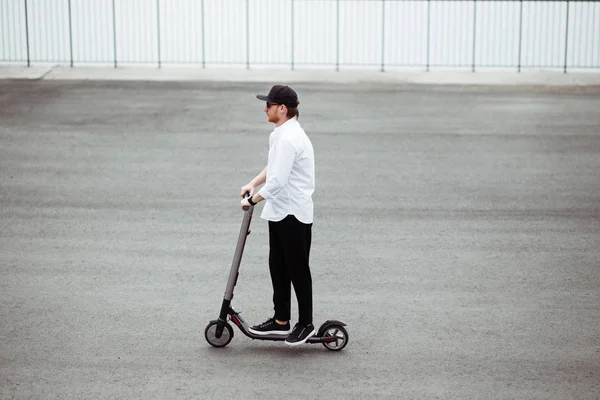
268, 214, 313, 325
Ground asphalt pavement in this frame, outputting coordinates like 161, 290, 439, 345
1, 79, 599, 399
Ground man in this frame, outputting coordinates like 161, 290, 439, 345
239, 84, 316, 346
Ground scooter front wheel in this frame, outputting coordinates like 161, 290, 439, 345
205, 320, 234, 348
320, 324, 349, 351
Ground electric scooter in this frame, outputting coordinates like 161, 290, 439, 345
204, 196, 349, 351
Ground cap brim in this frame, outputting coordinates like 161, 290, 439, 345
256, 94, 269, 101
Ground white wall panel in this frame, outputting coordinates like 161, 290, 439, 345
294, 0, 336, 65
474, 1, 520, 68
28, 0, 70, 62
249, 0, 291, 65
384, 1, 428, 66
567, 1, 600, 69
204, 0, 246, 64
0, 0, 27, 61
115, 0, 158, 64
429, 1, 475, 67
521, 1, 567, 68
339, 1, 382, 66
71, 0, 113, 64
158, 0, 204, 64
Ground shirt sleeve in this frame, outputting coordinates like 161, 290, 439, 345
259, 138, 296, 200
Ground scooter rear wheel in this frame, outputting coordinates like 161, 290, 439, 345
320, 324, 349, 351
205, 320, 234, 347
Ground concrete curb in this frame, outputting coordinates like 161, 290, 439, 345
0, 65, 56, 80
2, 65, 600, 86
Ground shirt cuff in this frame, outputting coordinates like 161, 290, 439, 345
258, 188, 272, 200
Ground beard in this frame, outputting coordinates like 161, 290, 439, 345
267, 113, 280, 124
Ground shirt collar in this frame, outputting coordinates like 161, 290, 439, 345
273, 117, 298, 133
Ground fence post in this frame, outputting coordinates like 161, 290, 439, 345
157, 0, 161, 68
112, 0, 117, 68
472, 0, 477, 72
201, 0, 205, 68
336, 0, 340, 71
426, 0, 431, 71
381, 0, 385, 72
517, 0, 523, 72
68, 0, 73, 67
291, 0, 294, 70
24, 0, 30, 67
246, 0, 250, 70
564, 0, 570, 73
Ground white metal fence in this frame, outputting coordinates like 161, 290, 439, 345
1, 0, 599, 71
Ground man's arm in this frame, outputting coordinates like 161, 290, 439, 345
252, 167, 268, 187
240, 167, 267, 197
257, 139, 295, 201
240, 167, 267, 210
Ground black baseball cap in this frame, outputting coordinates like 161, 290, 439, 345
256, 85, 299, 108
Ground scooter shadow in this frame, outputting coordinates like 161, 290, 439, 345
206, 342, 346, 359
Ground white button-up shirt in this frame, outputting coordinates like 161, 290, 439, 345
258, 118, 315, 224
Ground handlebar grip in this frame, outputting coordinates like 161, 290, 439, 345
242, 192, 251, 211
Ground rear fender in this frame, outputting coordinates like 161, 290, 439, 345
317, 319, 347, 336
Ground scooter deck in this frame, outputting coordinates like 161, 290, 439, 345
229, 310, 337, 344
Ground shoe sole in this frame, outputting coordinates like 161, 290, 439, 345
285, 328, 317, 346
249, 328, 291, 336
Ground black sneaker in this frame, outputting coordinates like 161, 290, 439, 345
249, 318, 291, 336
285, 323, 317, 346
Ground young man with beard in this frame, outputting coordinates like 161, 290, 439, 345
239, 85, 317, 346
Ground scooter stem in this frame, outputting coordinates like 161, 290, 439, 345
216, 200, 254, 338
223, 204, 254, 301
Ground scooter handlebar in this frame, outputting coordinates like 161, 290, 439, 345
242, 192, 252, 211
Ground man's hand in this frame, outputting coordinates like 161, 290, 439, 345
240, 197, 252, 211
240, 183, 255, 198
